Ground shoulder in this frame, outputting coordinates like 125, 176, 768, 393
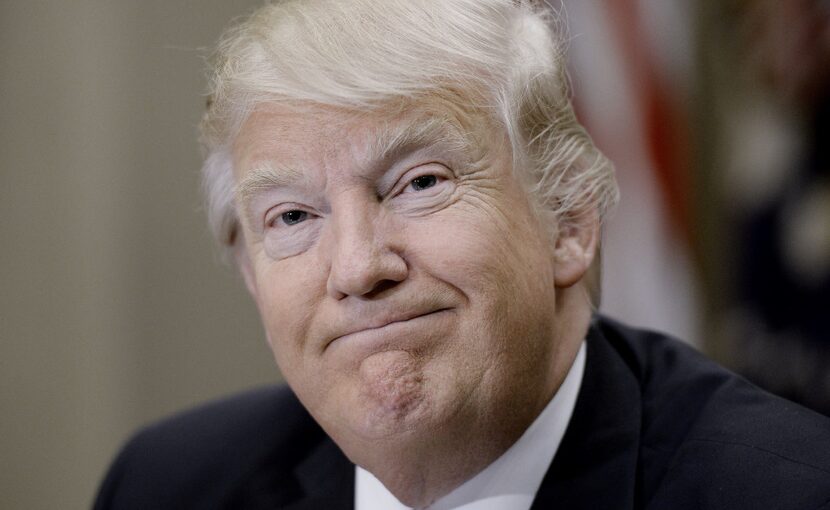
94, 385, 325, 509
594, 316, 830, 509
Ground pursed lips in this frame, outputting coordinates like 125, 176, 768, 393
324, 308, 452, 350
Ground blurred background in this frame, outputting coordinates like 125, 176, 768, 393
1, 1, 827, 508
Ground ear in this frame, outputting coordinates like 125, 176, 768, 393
234, 243, 259, 298
553, 211, 600, 288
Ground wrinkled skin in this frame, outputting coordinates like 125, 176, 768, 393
232, 102, 596, 506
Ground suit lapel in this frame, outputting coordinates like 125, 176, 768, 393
284, 436, 355, 510
531, 322, 643, 509
253, 320, 642, 510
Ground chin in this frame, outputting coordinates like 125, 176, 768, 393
350, 351, 434, 440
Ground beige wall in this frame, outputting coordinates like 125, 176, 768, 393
0, 2, 277, 508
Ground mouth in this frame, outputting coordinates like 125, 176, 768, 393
325, 308, 453, 352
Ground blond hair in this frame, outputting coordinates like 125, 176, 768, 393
200, 0, 617, 251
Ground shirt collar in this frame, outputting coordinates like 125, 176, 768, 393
355, 341, 587, 510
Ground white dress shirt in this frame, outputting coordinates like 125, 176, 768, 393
355, 341, 586, 510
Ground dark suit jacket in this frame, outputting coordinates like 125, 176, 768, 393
94, 317, 830, 509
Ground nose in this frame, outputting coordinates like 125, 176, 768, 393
325, 202, 408, 300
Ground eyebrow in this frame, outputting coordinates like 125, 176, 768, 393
235, 162, 307, 211
235, 117, 476, 211
365, 116, 474, 168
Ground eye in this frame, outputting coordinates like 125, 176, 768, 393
406, 175, 438, 192
280, 210, 308, 226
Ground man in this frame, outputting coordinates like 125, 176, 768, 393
95, 1, 830, 508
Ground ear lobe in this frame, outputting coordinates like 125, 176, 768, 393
553, 212, 600, 288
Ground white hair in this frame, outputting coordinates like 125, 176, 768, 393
200, 0, 617, 251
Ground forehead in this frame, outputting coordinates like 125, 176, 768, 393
233, 105, 358, 174
232, 99, 494, 176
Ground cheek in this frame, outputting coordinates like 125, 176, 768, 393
252, 257, 325, 368
407, 201, 554, 301
405, 200, 557, 358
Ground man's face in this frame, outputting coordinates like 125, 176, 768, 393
233, 102, 569, 453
